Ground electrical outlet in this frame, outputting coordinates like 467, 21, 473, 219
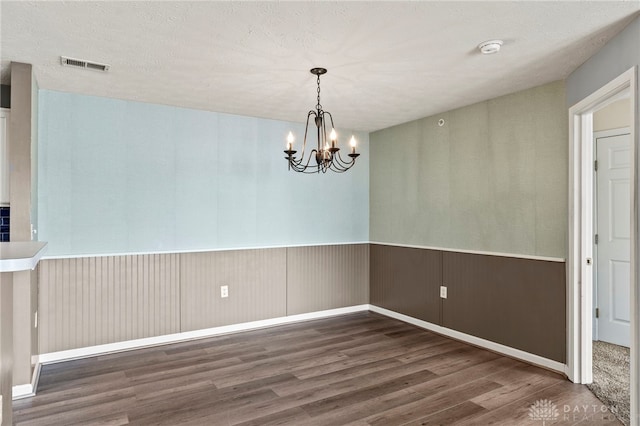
220, 285, 229, 298
440, 286, 447, 299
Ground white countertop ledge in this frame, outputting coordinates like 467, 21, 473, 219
0, 242, 48, 272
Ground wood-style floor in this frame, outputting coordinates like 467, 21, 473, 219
14, 312, 619, 425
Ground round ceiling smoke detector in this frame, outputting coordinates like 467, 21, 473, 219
478, 40, 503, 55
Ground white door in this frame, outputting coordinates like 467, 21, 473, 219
596, 130, 631, 347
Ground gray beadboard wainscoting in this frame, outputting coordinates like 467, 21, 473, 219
38, 244, 370, 354
39, 253, 181, 353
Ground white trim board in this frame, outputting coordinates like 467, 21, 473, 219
43, 242, 564, 263
594, 127, 631, 140
12, 384, 33, 400
42, 241, 370, 260
0, 242, 48, 272
369, 305, 566, 374
12, 363, 41, 400
368, 242, 565, 263
567, 66, 638, 424
38, 305, 370, 364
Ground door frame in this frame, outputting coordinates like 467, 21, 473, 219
0, 108, 10, 207
593, 127, 632, 346
568, 66, 638, 421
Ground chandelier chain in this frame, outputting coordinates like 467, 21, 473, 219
316, 74, 322, 112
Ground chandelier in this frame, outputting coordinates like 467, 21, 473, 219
284, 67, 360, 173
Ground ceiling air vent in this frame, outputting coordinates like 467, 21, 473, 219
60, 56, 110, 72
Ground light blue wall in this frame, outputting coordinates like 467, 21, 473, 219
38, 90, 369, 256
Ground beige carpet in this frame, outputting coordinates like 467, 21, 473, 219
588, 340, 630, 426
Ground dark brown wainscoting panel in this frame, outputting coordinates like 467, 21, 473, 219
442, 252, 566, 363
370, 244, 442, 324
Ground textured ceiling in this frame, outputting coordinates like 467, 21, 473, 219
1, 1, 639, 132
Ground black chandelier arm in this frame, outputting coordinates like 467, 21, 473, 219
328, 162, 350, 173
299, 110, 318, 156
328, 161, 354, 173
288, 160, 316, 173
323, 111, 336, 130
288, 149, 324, 174
291, 164, 328, 174
320, 111, 335, 150
287, 144, 359, 173
321, 112, 334, 151
332, 150, 358, 168
287, 151, 357, 174
286, 153, 309, 171
328, 156, 352, 173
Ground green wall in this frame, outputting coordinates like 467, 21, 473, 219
370, 80, 567, 259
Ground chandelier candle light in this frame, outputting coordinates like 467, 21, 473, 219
284, 67, 360, 173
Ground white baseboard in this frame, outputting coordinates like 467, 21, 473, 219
369, 305, 567, 374
12, 362, 41, 400
12, 384, 33, 400
39, 305, 370, 365
33, 303, 565, 396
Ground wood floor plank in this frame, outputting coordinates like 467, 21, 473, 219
39, 350, 169, 385
421, 346, 501, 376
14, 372, 131, 409
365, 378, 503, 426
232, 406, 312, 426
394, 338, 467, 363
471, 364, 565, 410
126, 355, 243, 386
400, 356, 522, 398
405, 400, 487, 425
338, 332, 442, 358
206, 348, 504, 425
300, 388, 426, 426
15, 396, 136, 426
133, 379, 216, 404
300, 368, 438, 417
272, 358, 404, 396
130, 387, 279, 425
207, 354, 452, 424
13, 311, 620, 426
67, 412, 130, 426
211, 351, 348, 388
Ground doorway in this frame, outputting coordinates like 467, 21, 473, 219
592, 121, 632, 424
595, 127, 632, 348
568, 66, 637, 424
